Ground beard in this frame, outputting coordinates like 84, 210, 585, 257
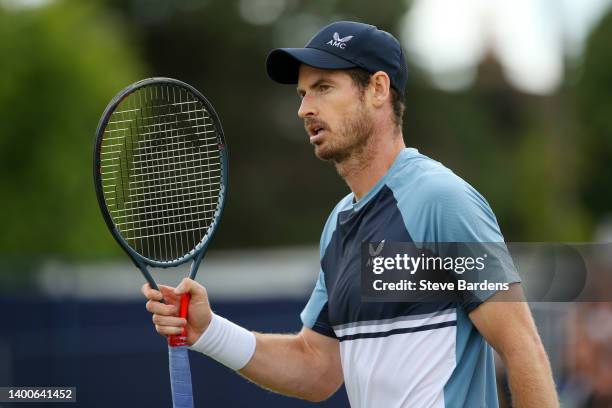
312, 101, 374, 163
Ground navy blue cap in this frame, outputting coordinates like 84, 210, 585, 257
266, 21, 408, 96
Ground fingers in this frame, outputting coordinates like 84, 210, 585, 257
142, 279, 212, 342
141, 283, 163, 301
152, 314, 186, 327
145, 299, 177, 316
154, 321, 185, 336
141, 283, 180, 303
152, 314, 186, 335
175, 278, 208, 302
158, 285, 179, 300
142, 284, 178, 317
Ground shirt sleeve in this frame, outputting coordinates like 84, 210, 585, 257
390, 168, 520, 313
299, 196, 349, 339
300, 269, 336, 338
424, 175, 520, 312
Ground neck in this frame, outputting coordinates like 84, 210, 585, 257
335, 127, 405, 201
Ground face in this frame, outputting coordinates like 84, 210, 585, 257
296, 65, 373, 163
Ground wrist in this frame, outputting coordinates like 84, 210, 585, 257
189, 313, 256, 370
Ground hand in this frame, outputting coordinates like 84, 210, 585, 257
141, 278, 213, 345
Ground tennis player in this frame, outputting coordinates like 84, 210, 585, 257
143, 21, 558, 407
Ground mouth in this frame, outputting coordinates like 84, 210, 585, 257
306, 122, 328, 143
307, 125, 324, 136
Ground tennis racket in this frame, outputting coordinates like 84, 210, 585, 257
93, 77, 228, 408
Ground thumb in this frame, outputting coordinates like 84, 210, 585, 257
174, 278, 207, 302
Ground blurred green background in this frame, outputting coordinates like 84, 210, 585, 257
1, 0, 611, 259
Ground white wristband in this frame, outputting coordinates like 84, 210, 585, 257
189, 313, 256, 370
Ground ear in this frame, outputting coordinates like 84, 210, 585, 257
368, 71, 391, 108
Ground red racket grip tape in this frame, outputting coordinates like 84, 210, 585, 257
168, 293, 191, 347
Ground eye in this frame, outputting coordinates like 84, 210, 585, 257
318, 84, 331, 92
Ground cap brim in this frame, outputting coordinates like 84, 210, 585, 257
266, 48, 357, 84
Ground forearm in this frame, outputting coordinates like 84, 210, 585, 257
143, 281, 342, 401
501, 335, 558, 408
239, 332, 342, 402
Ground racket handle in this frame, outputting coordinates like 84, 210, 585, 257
169, 345, 194, 408
168, 293, 191, 347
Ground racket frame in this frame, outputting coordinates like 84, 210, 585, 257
92, 77, 228, 289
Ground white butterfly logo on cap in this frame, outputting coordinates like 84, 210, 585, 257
327, 32, 354, 49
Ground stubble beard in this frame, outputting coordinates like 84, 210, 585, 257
313, 101, 374, 172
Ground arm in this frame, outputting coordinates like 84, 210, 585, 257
240, 328, 343, 401
469, 284, 558, 408
142, 278, 343, 402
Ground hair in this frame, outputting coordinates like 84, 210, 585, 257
346, 68, 405, 129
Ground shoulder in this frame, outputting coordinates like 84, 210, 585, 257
387, 149, 482, 208
318, 192, 353, 257
386, 149, 502, 242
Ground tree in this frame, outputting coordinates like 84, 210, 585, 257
576, 8, 612, 223
0, 0, 145, 257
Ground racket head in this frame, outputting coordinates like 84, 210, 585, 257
93, 77, 228, 270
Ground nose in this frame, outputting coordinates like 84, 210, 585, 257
298, 95, 317, 119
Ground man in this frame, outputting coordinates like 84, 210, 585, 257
143, 21, 558, 407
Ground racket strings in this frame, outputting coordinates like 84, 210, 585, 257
100, 84, 223, 262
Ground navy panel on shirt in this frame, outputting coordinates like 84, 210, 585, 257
321, 186, 452, 329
